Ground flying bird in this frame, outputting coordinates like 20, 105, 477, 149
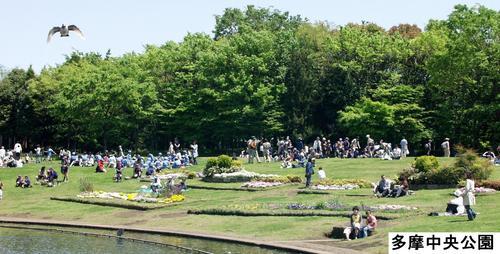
47, 24, 84, 43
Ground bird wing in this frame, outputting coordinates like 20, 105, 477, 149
68, 25, 85, 39
47, 27, 61, 43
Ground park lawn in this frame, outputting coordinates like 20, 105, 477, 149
0, 157, 498, 254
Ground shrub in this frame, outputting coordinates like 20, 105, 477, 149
186, 172, 196, 179
478, 180, 500, 190
414, 156, 439, 173
205, 158, 218, 170
217, 155, 232, 169
79, 178, 94, 192
454, 149, 492, 180
427, 165, 461, 184
231, 159, 243, 168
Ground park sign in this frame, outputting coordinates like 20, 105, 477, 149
389, 232, 499, 254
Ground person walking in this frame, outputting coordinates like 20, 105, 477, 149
462, 172, 476, 221
441, 138, 450, 157
305, 158, 315, 188
400, 138, 408, 159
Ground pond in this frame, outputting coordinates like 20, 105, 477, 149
0, 226, 295, 254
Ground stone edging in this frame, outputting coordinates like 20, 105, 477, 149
0, 217, 358, 254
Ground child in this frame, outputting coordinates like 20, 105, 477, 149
114, 161, 123, 182
344, 206, 361, 240
61, 160, 69, 182
361, 210, 377, 238
47, 168, 58, 187
15, 175, 24, 187
0, 181, 3, 200
317, 167, 326, 180
36, 166, 47, 182
23, 176, 31, 188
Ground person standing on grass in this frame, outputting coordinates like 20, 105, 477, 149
14, 142, 22, 161
0, 180, 3, 200
262, 139, 272, 163
462, 171, 477, 221
35, 145, 42, 163
425, 139, 433, 156
61, 157, 70, 182
400, 138, 408, 159
190, 140, 199, 165
247, 136, 257, 164
305, 158, 315, 188
441, 138, 450, 157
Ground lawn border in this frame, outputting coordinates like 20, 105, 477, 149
0, 217, 360, 254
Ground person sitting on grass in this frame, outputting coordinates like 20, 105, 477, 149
23, 176, 31, 188
373, 175, 391, 197
47, 168, 58, 187
151, 176, 162, 193
36, 166, 47, 182
15, 175, 24, 187
344, 206, 362, 241
390, 176, 409, 198
360, 210, 377, 238
132, 159, 142, 178
317, 167, 326, 180
95, 159, 106, 173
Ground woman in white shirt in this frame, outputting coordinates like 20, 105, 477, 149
462, 171, 476, 221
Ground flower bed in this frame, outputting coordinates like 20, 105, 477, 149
154, 173, 187, 180
364, 204, 417, 211
203, 170, 278, 183
312, 184, 359, 190
241, 181, 283, 188
77, 191, 185, 204
287, 200, 346, 211
314, 179, 372, 188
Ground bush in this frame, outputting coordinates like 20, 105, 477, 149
203, 155, 243, 177
79, 178, 94, 192
454, 149, 492, 180
400, 148, 493, 185
217, 155, 232, 169
231, 159, 243, 168
427, 165, 461, 184
205, 158, 218, 170
478, 180, 500, 190
414, 156, 439, 173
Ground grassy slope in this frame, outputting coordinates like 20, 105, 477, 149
0, 157, 498, 253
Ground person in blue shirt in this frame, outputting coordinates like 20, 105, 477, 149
46, 147, 54, 161
305, 158, 315, 188
23, 176, 31, 188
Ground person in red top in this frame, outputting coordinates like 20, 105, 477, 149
361, 210, 377, 238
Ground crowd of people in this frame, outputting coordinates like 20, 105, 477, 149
241, 135, 484, 168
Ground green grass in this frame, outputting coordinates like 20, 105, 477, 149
0, 157, 498, 254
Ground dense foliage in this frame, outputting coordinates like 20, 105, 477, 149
400, 152, 493, 185
0, 5, 498, 153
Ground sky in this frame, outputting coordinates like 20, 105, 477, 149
1, 0, 498, 72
